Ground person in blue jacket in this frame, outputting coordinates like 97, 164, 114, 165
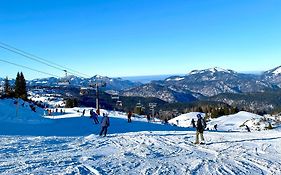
99, 113, 110, 136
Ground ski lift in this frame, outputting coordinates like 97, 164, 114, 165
80, 86, 94, 95
111, 93, 119, 100
136, 101, 142, 108
116, 100, 122, 107
58, 70, 70, 86
80, 87, 88, 95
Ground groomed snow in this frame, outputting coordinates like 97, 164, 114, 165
1, 99, 281, 174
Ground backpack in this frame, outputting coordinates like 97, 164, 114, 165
201, 119, 207, 129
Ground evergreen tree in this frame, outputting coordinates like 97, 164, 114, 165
15, 72, 21, 98
20, 72, 27, 100
4, 76, 11, 97
14, 72, 27, 100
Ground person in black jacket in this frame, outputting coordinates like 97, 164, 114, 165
127, 111, 132, 123
191, 118, 196, 128
195, 114, 206, 144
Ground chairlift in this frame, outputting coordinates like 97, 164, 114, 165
80, 86, 94, 95
116, 100, 122, 107
111, 93, 119, 100
58, 70, 70, 86
80, 87, 88, 95
136, 102, 142, 108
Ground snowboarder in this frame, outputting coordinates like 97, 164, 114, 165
214, 124, 218, 131
99, 113, 110, 136
195, 114, 206, 144
191, 118, 196, 128
128, 111, 132, 123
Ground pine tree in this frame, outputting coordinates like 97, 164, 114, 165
14, 72, 27, 100
20, 72, 27, 100
4, 76, 11, 97
15, 72, 21, 98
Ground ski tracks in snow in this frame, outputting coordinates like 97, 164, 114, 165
0, 131, 281, 174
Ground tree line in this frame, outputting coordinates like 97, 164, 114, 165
2, 72, 27, 100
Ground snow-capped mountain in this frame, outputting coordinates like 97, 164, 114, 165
162, 67, 274, 97
121, 67, 281, 102
26, 75, 142, 91
189, 67, 236, 75
263, 66, 281, 76
262, 66, 281, 87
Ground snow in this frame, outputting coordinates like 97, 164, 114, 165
1, 99, 281, 174
166, 77, 184, 81
272, 66, 281, 75
28, 91, 65, 108
189, 67, 234, 75
169, 112, 205, 127
208, 111, 274, 131
1, 131, 281, 174
170, 111, 279, 132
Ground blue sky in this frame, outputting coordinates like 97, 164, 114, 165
1, 0, 281, 79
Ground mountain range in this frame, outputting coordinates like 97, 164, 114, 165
121, 66, 281, 103
1, 66, 281, 105
0, 75, 142, 92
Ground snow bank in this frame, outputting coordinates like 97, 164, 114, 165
169, 112, 205, 127
0, 98, 50, 124
208, 111, 264, 131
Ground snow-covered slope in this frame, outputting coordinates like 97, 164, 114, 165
169, 112, 205, 127
0, 99, 186, 136
1, 130, 281, 174
208, 111, 277, 131
1, 99, 281, 174
0, 98, 49, 124
170, 111, 280, 132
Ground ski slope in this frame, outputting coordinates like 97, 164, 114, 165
1, 131, 281, 174
1, 98, 281, 174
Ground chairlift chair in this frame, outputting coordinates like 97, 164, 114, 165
58, 70, 71, 86
111, 93, 119, 100
80, 87, 88, 95
116, 100, 122, 107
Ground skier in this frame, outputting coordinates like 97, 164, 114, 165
93, 111, 100, 124
191, 118, 196, 128
246, 125, 251, 132
146, 114, 151, 122
214, 124, 218, 131
99, 113, 110, 136
89, 109, 93, 118
195, 114, 206, 144
81, 109, 85, 117
128, 111, 132, 123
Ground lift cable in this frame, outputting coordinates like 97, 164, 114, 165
0, 42, 91, 78
0, 58, 60, 78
